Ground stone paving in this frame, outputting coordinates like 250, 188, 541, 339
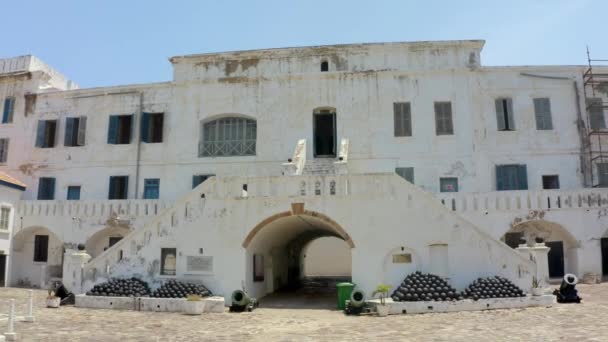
0, 283, 606, 341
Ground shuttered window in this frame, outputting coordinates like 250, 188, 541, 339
434, 102, 453, 135
35, 120, 57, 148
395, 167, 414, 184
141, 113, 164, 143
393, 102, 412, 137
64, 116, 87, 146
67, 186, 81, 200
495, 98, 515, 131
37, 177, 56, 200
143, 178, 160, 199
589, 98, 606, 130
0, 207, 10, 230
2, 97, 15, 124
107, 115, 133, 144
440, 177, 458, 192
199, 117, 256, 157
108, 176, 129, 200
192, 174, 214, 189
0, 138, 8, 163
33, 235, 49, 262
496, 164, 528, 191
597, 163, 608, 187
533, 98, 553, 130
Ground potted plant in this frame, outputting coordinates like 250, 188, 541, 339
46, 289, 61, 308
531, 276, 544, 296
183, 294, 205, 315
372, 284, 391, 317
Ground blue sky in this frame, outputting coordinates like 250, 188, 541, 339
4, 0, 607, 88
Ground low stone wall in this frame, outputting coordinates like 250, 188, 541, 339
367, 295, 555, 315
75, 295, 225, 313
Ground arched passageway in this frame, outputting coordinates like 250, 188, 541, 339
502, 220, 579, 279
11, 226, 63, 288
244, 209, 353, 309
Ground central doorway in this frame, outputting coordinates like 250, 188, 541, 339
313, 110, 336, 158
547, 241, 565, 278
601, 237, 608, 277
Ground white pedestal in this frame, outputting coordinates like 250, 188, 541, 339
62, 250, 92, 294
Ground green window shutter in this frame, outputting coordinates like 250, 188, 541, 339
141, 113, 150, 143
403, 103, 411, 136
496, 165, 505, 191
109, 176, 117, 199
107, 116, 118, 144
77, 116, 87, 146
534, 98, 553, 130
517, 164, 528, 190
35, 120, 46, 147
127, 115, 134, 144
495, 99, 506, 130
122, 176, 129, 199
192, 175, 202, 189
0, 139, 8, 163
2, 98, 14, 123
64, 117, 75, 146
393, 103, 402, 136
506, 98, 515, 130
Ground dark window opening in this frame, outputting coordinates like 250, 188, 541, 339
141, 113, 164, 143
440, 177, 458, 192
542, 175, 560, 190
495, 98, 515, 131
34, 235, 49, 262
396, 167, 414, 184
107, 115, 133, 144
192, 174, 215, 189
0, 138, 8, 163
598, 163, 608, 188
504, 232, 524, 248
496, 164, 528, 191
35, 120, 57, 148
321, 61, 329, 72
67, 186, 81, 200
313, 111, 336, 157
37, 177, 56, 200
108, 176, 129, 200
109, 237, 122, 247
143, 178, 160, 199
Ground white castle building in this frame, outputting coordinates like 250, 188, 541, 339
0, 40, 607, 301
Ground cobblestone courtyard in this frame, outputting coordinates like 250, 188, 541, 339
0, 283, 606, 341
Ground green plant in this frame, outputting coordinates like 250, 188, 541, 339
186, 294, 202, 301
532, 276, 540, 288
372, 284, 391, 305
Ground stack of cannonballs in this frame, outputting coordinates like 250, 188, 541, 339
463, 276, 525, 300
86, 278, 150, 297
150, 280, 212, 298
392, 271, 461, 302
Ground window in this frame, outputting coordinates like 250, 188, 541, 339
253, 254, 264, 282
143, 178, 160, 199
33, 235, 49, 262
160, 248, 177, 276
504, 232, 524, 248
192, 174, 214, 188
107, 115, 133, 144
141, 113, 164, 143
542, 175, 560, 190
394, 102, 412, 137
597, 163, 608, 187
589, 98, 606, 130
199, 117, 256, 157
440, 177, 458, 192
2, 97, 15, 124
0, 207, 10, 230
320, 61, 329, 72
434, 102, 453, 135
395, 167, 414, 184
64, 116, 87, 147
109, 237, 122, 247
0, 138, 8, 163
67, 186, 81, 200
35, 120, 57, 148
496, 164, 528, 191
495, 98, 515, 131
108, 176, 129, 200
533, 98, 553, 130
37, 177, 56, 200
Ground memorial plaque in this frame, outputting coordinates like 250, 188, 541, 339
187, 256, 213, 272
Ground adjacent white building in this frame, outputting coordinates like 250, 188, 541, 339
0, 40, 607, 300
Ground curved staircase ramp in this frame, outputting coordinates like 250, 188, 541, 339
82, 173, 535, 292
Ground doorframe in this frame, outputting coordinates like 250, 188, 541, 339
546, 240, 565, 278
601, 237, 608, 276
313, 111, 337, 158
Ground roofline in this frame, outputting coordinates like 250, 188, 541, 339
169, 40, 486, 63
0, 179, 26, 191
33, 81, 172, 98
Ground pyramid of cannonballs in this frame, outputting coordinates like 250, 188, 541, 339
391, 271, 461, 302
86, 278, 150, 297
462, 276, 525, 300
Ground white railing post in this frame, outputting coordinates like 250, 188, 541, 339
4, 299, 16, 341
24, 290, 34, 322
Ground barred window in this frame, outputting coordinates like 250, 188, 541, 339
199, 117, 256, 157
434, 102, 454, 135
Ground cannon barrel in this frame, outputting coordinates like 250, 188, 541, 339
231, 289, 251, 306
349, 289, 366, 308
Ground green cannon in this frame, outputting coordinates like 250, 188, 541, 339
344, 289, 368, 315
229, 289, 258, 312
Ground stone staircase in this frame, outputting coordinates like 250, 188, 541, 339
303, 158, 337, 175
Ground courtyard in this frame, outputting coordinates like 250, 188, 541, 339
0, 283, 605, 341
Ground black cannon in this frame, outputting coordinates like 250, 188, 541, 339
229, 289, 258, 312
553, 274, 581, 304
345, 289, 371, 315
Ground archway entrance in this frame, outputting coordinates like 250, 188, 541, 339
502, 220, 579, 280
243, 208, 353, 309
11, 226, 64, 288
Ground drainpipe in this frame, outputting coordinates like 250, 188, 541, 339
134, 92, 143, 199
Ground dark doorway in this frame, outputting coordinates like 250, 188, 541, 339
313, 112, 336, 157
547, 241, 565, 278
0, 254, 6, 287
601, 238, 608, 276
